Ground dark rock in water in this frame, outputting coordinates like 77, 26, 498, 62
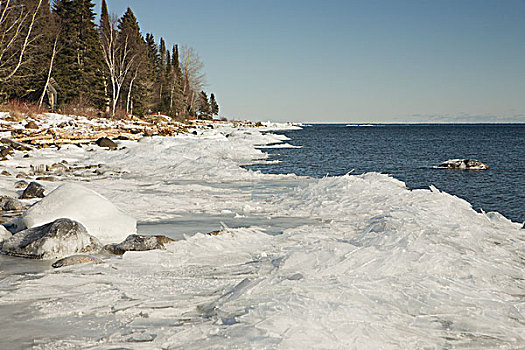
20, 181, 45, 199
104, 234, 174, 255
436, 159, 489, 170
3, 199, 25, 211
115, 135, 130, 140
1, 218, 102, 259
1, 170, 11, 176
96, 137, 117, 150
52, 255, 101, 268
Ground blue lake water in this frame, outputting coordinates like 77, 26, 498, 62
248, 124, 525, 223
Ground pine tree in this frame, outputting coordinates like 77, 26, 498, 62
168, 44, 186, 118
118, 8, 150, 115
54, 0, 105, 108
145, 33, 161, 112
197, 90, 211, 119
210, 93, 219, 117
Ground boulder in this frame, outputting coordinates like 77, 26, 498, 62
1, 218, 101, 259
25, 121, 39, 129
96, 137, 117, 150
0, 146, 14, 158
3, 199, 25, 211
436, 159, 489, 170
14, 180, 28, 189
104, 234, 174, 255
22, 183, 136, 245
52, 254, 102, 268
21, 181, 45, 199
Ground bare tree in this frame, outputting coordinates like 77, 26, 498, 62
180, 45, 206, 112
0, 0, 42, 85
100, 14, 137, 117
39, 26, 59, 108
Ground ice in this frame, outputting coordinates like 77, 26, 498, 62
0, 120, 524, 349
22, 183, 136, 244
0, 225, 11, 242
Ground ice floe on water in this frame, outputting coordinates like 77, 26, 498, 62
0, 121, 524, 349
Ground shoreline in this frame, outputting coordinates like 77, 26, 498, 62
0, 113, 523, 349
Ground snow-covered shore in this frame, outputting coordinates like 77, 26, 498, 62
0, 116, 524, 349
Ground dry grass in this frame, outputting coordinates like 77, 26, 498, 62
0, 100, 46, 121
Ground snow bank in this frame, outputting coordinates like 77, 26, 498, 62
22, 183, 136, 244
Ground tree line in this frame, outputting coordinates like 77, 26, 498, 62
0, 0, 219, 119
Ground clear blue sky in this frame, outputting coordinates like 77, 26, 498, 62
94, 0, 525, 123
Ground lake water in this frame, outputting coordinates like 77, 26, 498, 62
249, 124, 525, 223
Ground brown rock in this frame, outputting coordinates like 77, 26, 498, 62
25, 121, 39, 129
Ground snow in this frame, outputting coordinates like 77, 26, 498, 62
0, 225, 11, 242
0, 117, 523, 349
22, 183, 136, 244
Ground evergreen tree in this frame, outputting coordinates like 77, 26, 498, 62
54, 0, 105, 108
118, 8, 150, 115
168, 44, 186, 118
210, 93, 219, 117
145, 33, 162, 111
196, 90, 211, 119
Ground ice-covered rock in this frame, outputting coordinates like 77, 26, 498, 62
52, 254, 102, 268
435, 159, 489, 170
104, 234, 174, 255
3, 198, 25, 211
22, 183, 136, 244
1, 218, 101, 259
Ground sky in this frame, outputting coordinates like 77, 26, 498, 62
94, 0, 525, 123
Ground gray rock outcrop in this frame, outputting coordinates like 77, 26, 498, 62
1, 218, 101, 259
104, 234, 174, 255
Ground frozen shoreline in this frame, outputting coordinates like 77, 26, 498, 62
0, 117, 524, 349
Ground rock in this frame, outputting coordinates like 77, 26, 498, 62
14, 180, 28, 189
25, 121, 39, 129
436, 159, 489, 170
1, 170, 11, 176
0, 225, 11, 243
22, 183, 136, 245
0, 195, 12, 208
16, 173, 29, 179
1, 218, 101, 259
0, 138, 32, 151
36, 176, 57, 182
104, 234, 174, 255
95, 137, 117, 150
20, 181, 45, 199
0, 146, 14, 158
115, 135, 130, 140
52, 255, 101, 268
3, 199, 25, 211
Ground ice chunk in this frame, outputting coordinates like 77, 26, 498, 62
22, 183, 136, 244
0, 224, 11, 243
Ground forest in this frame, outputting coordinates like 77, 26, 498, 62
0, 0, 219, 120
